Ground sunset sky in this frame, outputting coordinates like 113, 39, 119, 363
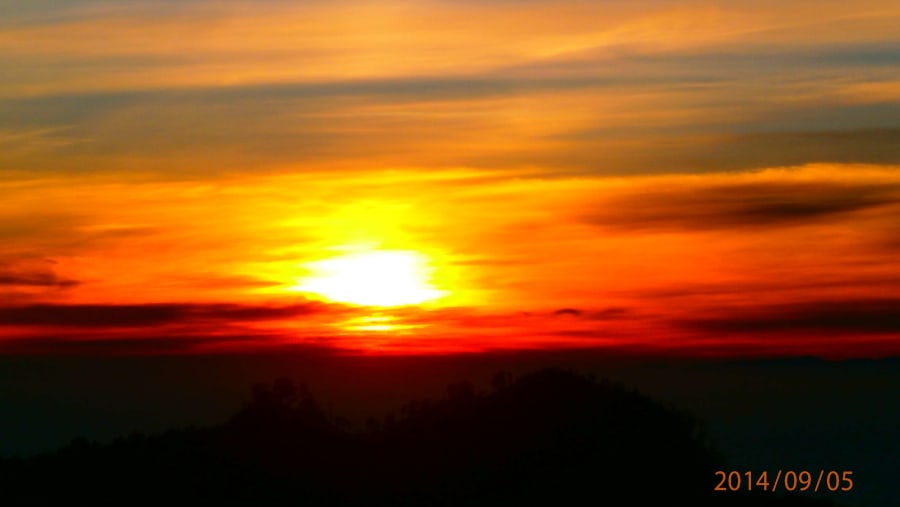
2, 0, 899, 357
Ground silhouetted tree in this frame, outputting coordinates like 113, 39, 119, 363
490, 370, 512, 391
0, 368, 844, 507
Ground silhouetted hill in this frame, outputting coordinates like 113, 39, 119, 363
0, 368, 842, 506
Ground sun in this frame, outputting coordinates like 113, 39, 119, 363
290, 249, 447, 307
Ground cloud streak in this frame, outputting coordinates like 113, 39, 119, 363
586, 177, 900, 231
3, 1, 900, 175
0, 302, 334, 328
0, 261, 79, 289
679, 298, 900, 336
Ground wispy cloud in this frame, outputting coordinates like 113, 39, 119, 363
2, 0, 899, 175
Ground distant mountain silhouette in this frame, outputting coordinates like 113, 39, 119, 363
0, 368, 841, 506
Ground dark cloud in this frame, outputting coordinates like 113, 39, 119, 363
0, 332, 338, 355
0, 257, 79, 290
586, 179, 900, 231
644, 274, 900, 302
0, 302, 333, 328
0, 303, 181, 327
0, 334, 247, 355
678, 298, 900, 335
553, 307, 631, 320
0, 272, 78, 288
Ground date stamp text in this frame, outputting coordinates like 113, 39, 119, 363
714, 470, 854, 493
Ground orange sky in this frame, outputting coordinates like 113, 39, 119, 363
1, 1, 899, 357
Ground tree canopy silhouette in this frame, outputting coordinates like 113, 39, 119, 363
0, 368, 841, 506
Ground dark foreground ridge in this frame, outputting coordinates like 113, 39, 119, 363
0, 368, 839, 506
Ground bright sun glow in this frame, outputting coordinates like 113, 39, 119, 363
290, 249, 447, 307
